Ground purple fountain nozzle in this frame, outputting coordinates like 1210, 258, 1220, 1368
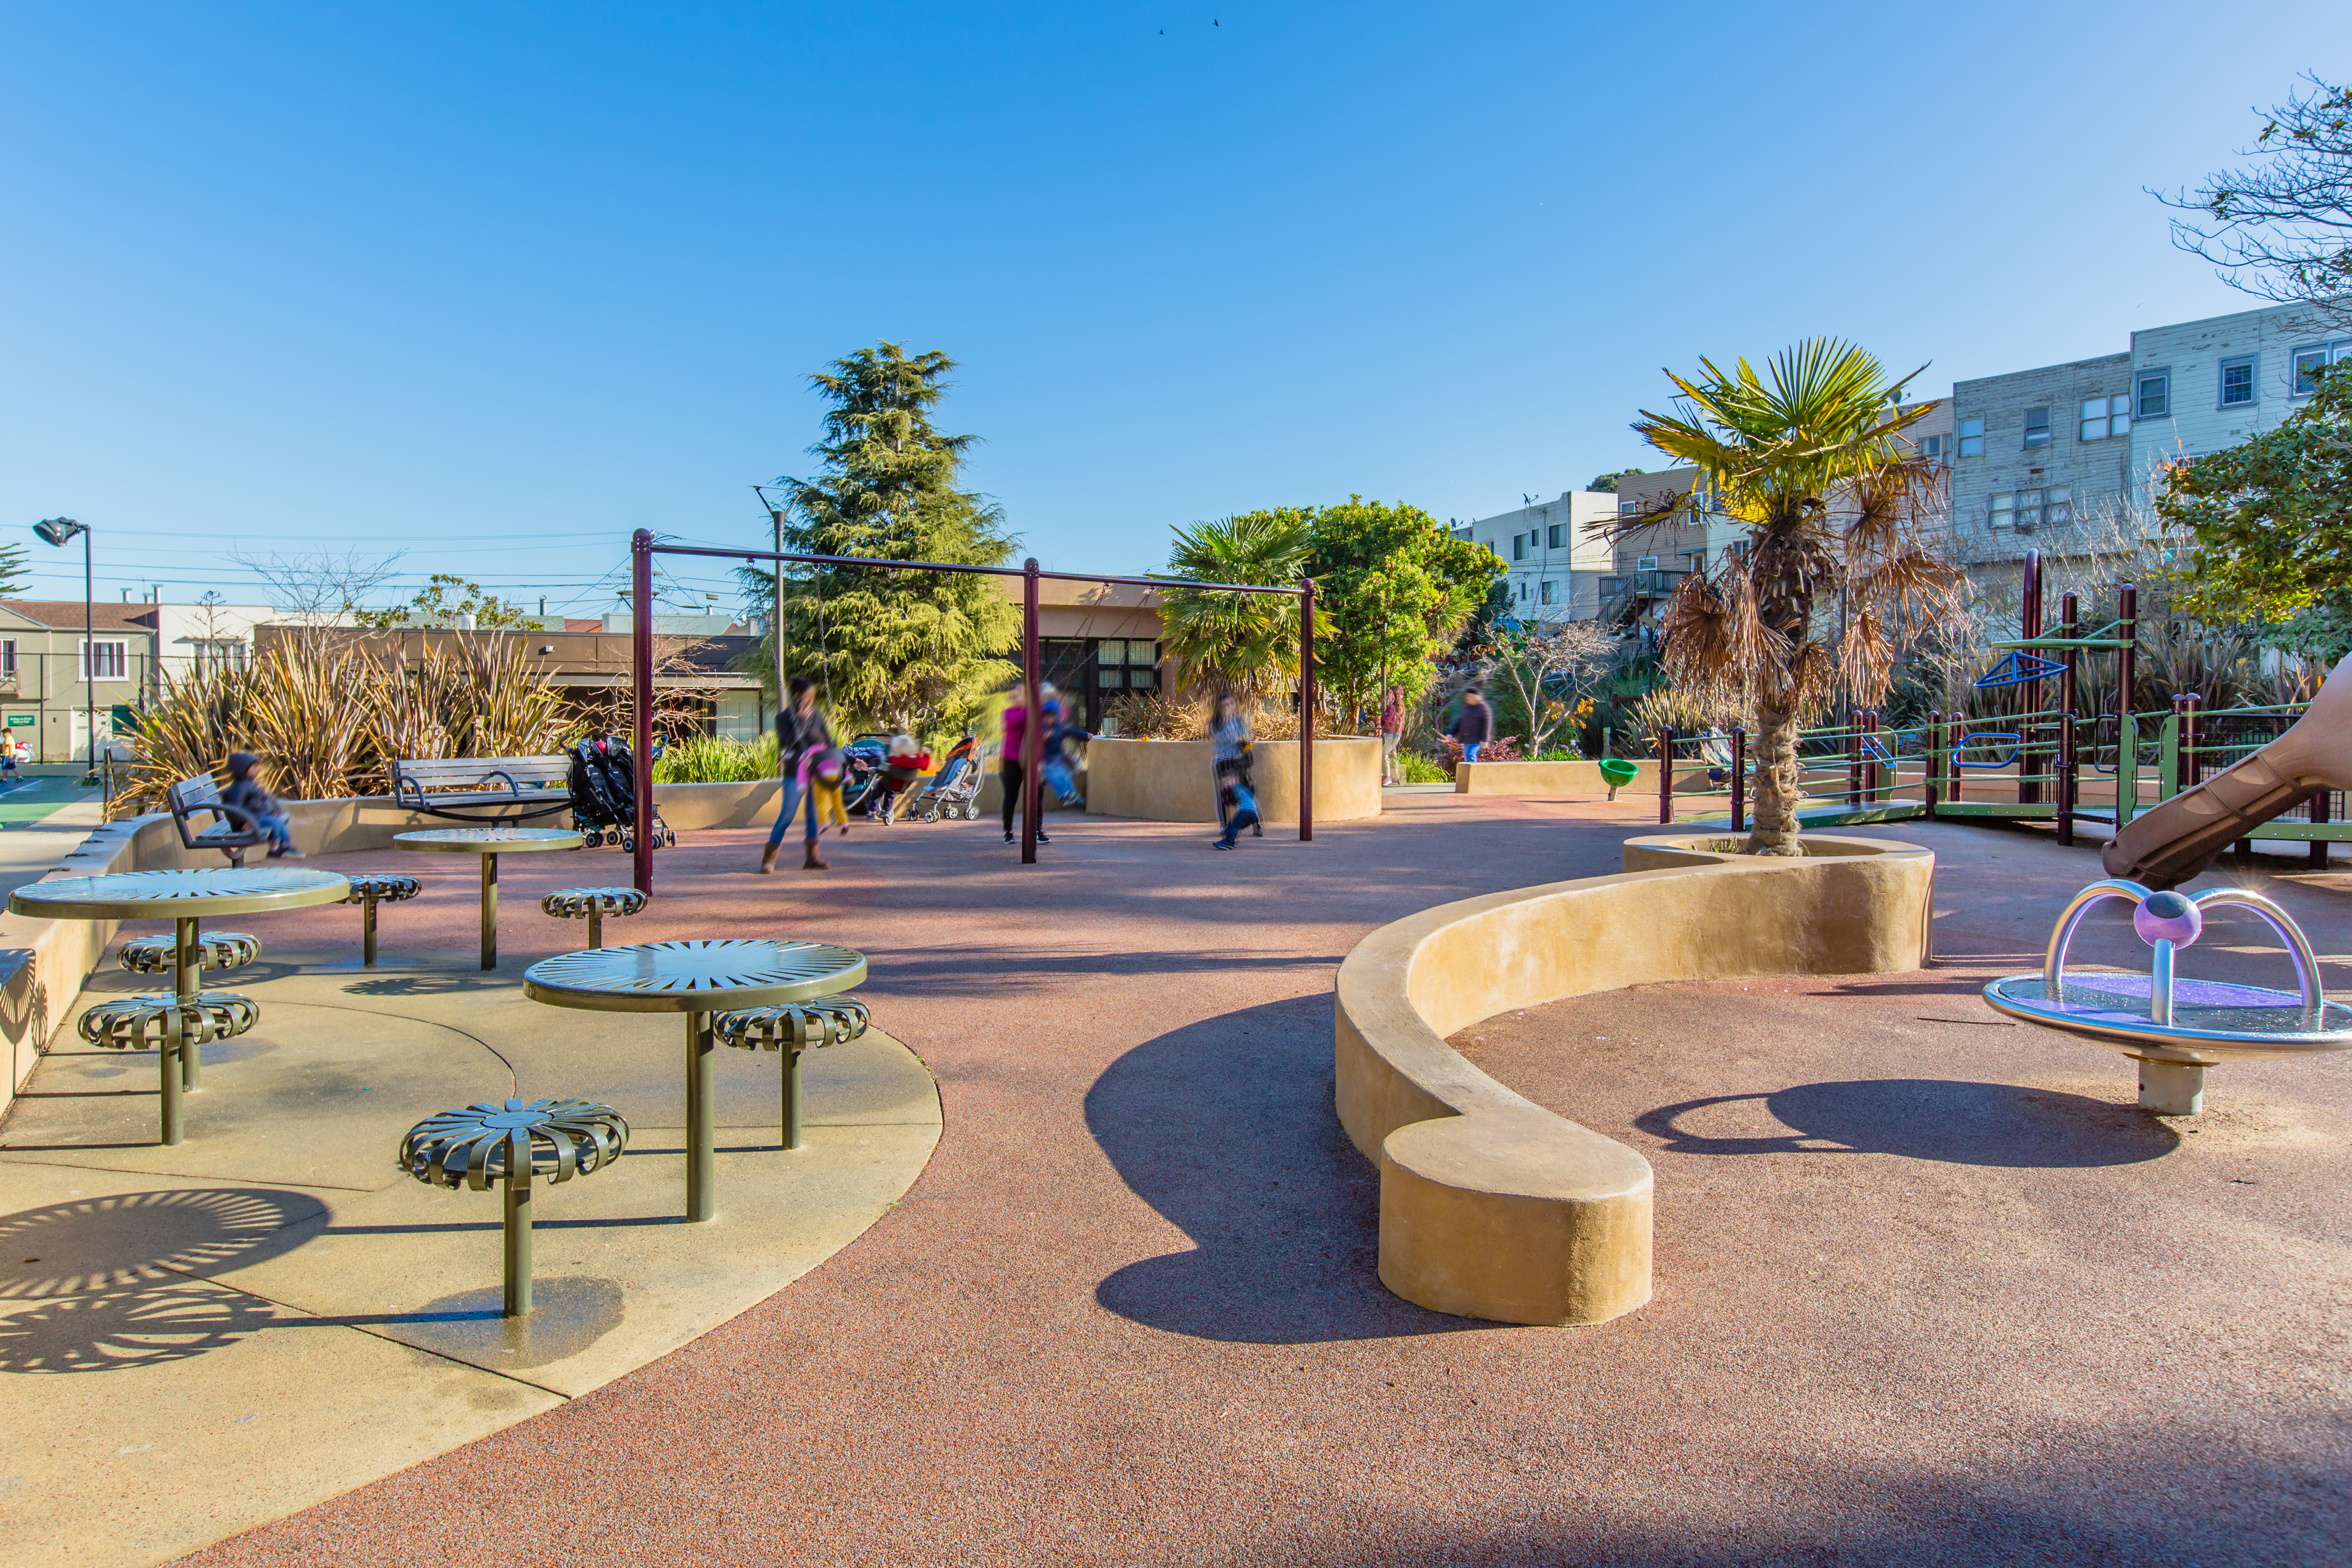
2134, 890, 2203, 949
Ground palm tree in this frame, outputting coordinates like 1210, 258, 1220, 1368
1156, 510, 1317, 698
1628, 339, 1963, 855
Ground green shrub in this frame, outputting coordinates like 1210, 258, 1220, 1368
653, 732, 778, 784
1398, 751, 1450, 784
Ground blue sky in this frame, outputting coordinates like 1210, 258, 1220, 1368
3, 3, 2345, 614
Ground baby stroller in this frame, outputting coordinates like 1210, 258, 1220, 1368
568, 735, 677, 851
910, 736, 984, 823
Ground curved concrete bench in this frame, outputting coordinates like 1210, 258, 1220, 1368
1334, 832, 1935, 1327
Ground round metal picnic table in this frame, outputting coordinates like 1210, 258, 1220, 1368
522, 939, 867, 1221
394, 827, 583, 970
7, 868, 350, 1144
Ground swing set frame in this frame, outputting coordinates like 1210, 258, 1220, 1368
625, 528, 1318, 888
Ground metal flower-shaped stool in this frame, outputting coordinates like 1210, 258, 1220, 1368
713, 997, 871, 1149
401, 1097, 630, 1317
341, 874, 421, 968
540, 886, 646, 950
80, 992, 262, 1052
119, 930, 261, 977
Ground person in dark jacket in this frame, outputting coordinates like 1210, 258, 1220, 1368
1448, 688, 1493, 763
222, 751, 302, 859
760, 676, 835, 873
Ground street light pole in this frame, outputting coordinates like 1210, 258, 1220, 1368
33, 517, 94, 794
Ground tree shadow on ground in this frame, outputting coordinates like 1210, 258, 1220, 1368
1086, 996, 1482, 1345
1636, 1079, 2179, 1166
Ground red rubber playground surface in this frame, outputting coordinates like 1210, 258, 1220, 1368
182, 794, 2352, 1567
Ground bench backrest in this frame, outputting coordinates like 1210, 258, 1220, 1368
393, 756, 571, 796
171, 772, 225, 811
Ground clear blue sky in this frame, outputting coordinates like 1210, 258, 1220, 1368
3, 3, 2345, 614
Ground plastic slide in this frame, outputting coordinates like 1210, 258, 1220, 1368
2102, 651, 2352, 889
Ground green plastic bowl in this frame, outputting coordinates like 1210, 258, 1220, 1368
1597, 759, 1639, 788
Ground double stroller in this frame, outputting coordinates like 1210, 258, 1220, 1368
568, 735, 677, 851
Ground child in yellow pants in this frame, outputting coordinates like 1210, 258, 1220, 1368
802, 748, 850, 834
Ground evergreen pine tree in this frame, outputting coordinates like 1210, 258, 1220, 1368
748, 343, 1019, 736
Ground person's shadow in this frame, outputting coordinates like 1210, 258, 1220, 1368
1086, 996, 1483, 1344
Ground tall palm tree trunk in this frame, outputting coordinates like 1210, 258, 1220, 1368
1747, 693, 1804, 855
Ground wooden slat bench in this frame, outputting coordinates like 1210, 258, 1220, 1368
392, 756, 573, 825
168, 773, 268, 867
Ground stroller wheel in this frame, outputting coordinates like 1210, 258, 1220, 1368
586, 829, 604, 848
664, 831, 677, 847
619, 832, 635, 853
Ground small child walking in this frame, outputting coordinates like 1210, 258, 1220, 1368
802, 747, 852, 837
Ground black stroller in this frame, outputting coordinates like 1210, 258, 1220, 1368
568, 736, 677, 851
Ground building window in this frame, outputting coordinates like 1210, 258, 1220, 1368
1546, 523, 1565, 549
2022, 407, 2051, 448
1990, 493, 2014, 530
2293, 340, 2352, 397
1915, 434, 1945, 461
0, 640, 13, 677
2137, 370, 2171, 418
2220, 355, 2256, 408
1513, 534, 1527, 560
1957, 417, 1984, 457
2079, 396, 2131, 441
2048, 485, 2073, 525
1539, 580, 1557, 606
191, 638, 247, 673
80, 640, 127, 681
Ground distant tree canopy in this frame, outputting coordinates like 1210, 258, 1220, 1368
354, 574, 534, 629
1154, 499, 1499, 718
2157, 361, 2352, 625
742, 342, 1018, 736
1587, 468, 1646, 493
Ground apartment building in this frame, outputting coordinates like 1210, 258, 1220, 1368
1462, 492, 1616, 623
1599, 468, 1751, 630
1936, 302, 2352, 608
1947, 352, 2135, 581
2126, 302, 2351, 502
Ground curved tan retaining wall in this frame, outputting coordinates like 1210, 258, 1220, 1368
1333, 833, 1935, 1326
1083, 737, 1381, 824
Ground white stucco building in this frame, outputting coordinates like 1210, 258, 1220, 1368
1461, 491, 1616, 624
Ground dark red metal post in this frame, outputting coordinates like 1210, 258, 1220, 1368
1021, 558, 1040, 866
1846, 718, 1862, 806
2118, 582, 2138, 821
1925, 712, 1942, 818
2019, 550, 2043, 805
1657, 729, 1673, 825
630, 529, 656, 894
2056, 591, 2079, 846
1729, 726, 1745, 834
1298, 576, 1315, 843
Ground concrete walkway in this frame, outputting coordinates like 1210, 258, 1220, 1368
7, 792, 2349, 1564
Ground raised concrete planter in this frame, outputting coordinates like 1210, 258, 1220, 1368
1084, 737, 1381, 824
1454, 759, 1716, 796
1333, 832, 1935, 1327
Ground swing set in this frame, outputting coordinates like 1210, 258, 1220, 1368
621, 528, 1318, 890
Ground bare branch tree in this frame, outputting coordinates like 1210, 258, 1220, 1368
2157, 72, 2352, 328
232, 550, 404, 647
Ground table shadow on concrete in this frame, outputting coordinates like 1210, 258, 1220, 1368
1636, 1079, 2181, 1166
0, 1188, 324, 1375
1087, 996, 1482, 1344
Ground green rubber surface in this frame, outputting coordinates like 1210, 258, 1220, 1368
0, 775, 90, 828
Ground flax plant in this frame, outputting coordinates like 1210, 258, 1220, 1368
1626, 339, 1965, 854
242, 641, 373, 804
